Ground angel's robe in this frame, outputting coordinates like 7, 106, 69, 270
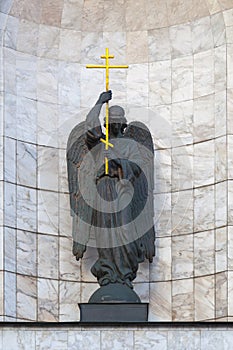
84, 114, 148, 288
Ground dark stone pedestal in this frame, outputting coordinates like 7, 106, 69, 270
79, 303, 148, 322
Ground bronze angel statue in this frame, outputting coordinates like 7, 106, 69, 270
67, 91, 155, 302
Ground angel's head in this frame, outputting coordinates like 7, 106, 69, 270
104, 105, 127, 137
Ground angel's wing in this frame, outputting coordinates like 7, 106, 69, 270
124, 121, 155, 262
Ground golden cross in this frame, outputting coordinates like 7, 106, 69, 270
86, 48, 128, 174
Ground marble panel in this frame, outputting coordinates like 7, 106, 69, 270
172, 234, 194, 279
194, 185, 215, 232
215, 46, 227, 93
21, 0, 42, 24
38, 234, 58, 279
4, 271, 16, 317
215, 90, 226, 138
172, 56, 193, 103
172, 190, 193, 235
168, 330, 200, 349
146, 0, 168, 29
0, 12, 7, 30
103, 0, 125, 32
201, 330, 233, 350
219, 0, 233, 10
216, 271, 228, 318
172, 279, 194, 321
61, 0, 83, 30
0, 0, 13, 14
17, 230, 36, 276
2, 330, 36, 350
59, 281, 80, 321
148, 28, 171, 62
154, 193, 171, 237
226, 26, 233, 44
0, 181, 2, 227
149, 61, 171, 106
211, 13, 226, 47
4, 15, 19, 50
17, 186, 37, 232
38, 190, 59, 235
193, 94, 215, 142
17, 19, 39, 55
135, 331, 167, 350
228, 135, 233, 178
37, 101, 58, 147
17, 141, 36, 187
206, 0, 222, 14
102, 331, 134, 350
37, 58, 58, 104
192, 16, 213, 53
59, 148, 68, 194
40, 0, 63, 27
170, 23, 192, 58
4, 182, 16, 227
149, 281, 172, 321
103, 32, 126, 63
127, 64, 148, 106
125, 0, 147, 31
37, 24, 60, 59
227, 44, 233, 88
4, 137, 16, 183
16, 96, 37, 144
172, 100, 193, 147
150, 237, 171, 281
9, 0, 24, 18
59, 193, 72, 237
194, 230, 215, 276
228, 226, 233, 269
16, 52, 37, 100
194, 139, 215, 187
80, 246, 98, 282
154, 149, 171, 193
215, 181, 227, 227
194, 50, 215, 98
4, 51, 16, 96
215, 136, 227, 183
80, 282, 99, 302
4, 227, 16, 272
195, 275, 215, 321
80, 32, 104, 65
0, 271, 3, 315
172, 144, 193, 191
80, 64, 104, 108
216, 227, 227, 272
166, 0, 191, 26
59, 29, 81, 63
228, 181, 233, 225
36, 330, 67, 350
223, 8, 233, 26
38, 278, 59, 321
103, 68, 127, 105
17, 275, 37, 320
149, 105, 172, 149
126, 31, 148, 64
38, 146, 59, 191
133, 282, 149, 302
68, 330, 100, 350
59, 237, 81, 281
0, 227, 3, 271
229, 271, 233, 315
58, 61, 80, 107
82, 0, 103, 32
227, 89, 233, 133
136, 259, 149, 283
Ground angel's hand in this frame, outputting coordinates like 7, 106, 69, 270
72, 241, 86, 261
97, 90, 112, 105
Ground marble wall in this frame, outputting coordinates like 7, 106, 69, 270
0, 0, 233, 323
1, 325, 233, 350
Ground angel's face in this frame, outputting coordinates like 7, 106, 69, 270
109, 122, 122, 137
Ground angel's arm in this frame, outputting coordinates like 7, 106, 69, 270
86, 90, 112, 149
